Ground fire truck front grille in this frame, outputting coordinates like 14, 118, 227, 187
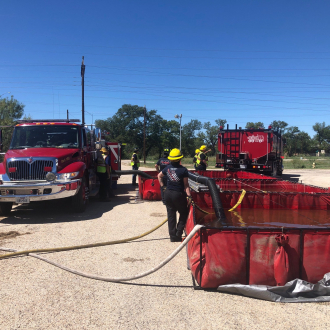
7, 160, 54, 181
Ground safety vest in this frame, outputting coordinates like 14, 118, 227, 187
130, 153, 140, 167
97, 154, 107, 173
196, 152, 208, 167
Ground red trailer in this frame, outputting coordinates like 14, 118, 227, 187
216, 125, 284, 176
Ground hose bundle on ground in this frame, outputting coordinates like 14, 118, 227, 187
0, 224, 204, 282
0, 218, 168, 260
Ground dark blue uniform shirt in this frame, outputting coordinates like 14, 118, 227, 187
162, 163, 188, 192
157, 157, 171, 171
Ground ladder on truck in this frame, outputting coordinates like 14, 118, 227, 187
225, 130, 240, 159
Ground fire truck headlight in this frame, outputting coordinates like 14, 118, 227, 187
57, 171, 79, 181
46, 172, 56, 182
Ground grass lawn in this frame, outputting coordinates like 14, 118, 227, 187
140, 155, 330, 170
283, 156, 330, 169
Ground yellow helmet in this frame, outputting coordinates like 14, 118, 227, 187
168, 148, 184, 161
195, 149, 200, 154
200, 145, 207, 151
101, 147, 108, 153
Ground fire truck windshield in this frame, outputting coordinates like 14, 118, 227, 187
10, 125, 80, 149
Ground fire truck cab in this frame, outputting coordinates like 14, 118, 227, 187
0, 119, 119, 215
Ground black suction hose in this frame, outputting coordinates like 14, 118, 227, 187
114, 170, 155, 180
115, 170, 227, 223
188, 172, 227, 223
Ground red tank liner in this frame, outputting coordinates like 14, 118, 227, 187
138, 170, 330, 287
138, 170, 330, 200
186, 206, 330, 288
138, 170, 277, 201
192, 190, 330, 210
195, 170, 277, 180
138, 170, 161, 201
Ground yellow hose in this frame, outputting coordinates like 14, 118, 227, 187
193, 189, 247, 214
230, 210, 246, 227
0, 218, 168, 260
228, 189, 246, 212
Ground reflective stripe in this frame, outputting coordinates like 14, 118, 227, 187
97, 154, 107, 173
97, 166, 106, 173
131, 153, 140, 167
196, 152, 208, 166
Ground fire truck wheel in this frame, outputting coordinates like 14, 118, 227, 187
0, 202, 13, 216
72, 177, 88, 213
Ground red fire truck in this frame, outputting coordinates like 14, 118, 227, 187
216, 125, 284, 176
0, 119, 121, 215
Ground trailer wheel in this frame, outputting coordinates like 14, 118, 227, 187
0, 202, 13, 216
72, 176, 88, 213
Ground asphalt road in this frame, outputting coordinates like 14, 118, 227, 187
0, 166, 330, 329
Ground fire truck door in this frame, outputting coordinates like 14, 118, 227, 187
108, 144, 121, 172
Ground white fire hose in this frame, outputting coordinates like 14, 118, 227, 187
0, 224, 203, 283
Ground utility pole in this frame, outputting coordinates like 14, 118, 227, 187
81, 56, 85, 126
143, 105, 146, 164
174, 114, 182, 150
67, 109, 69, 121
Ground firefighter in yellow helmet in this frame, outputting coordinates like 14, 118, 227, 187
96, 147, 110, 202
193, 148, 200, 170
130, 147, 140, 186
157, 148, 192, 242
196, 145, 211, 171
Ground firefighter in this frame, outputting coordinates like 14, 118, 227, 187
97, 147, 110, 202
157, 148, 192, 242
155, 148, 171, 204
196, 145, 211, 171
193, 149, 200, 170
131, 147, 140, 186
105, 147, 113, 198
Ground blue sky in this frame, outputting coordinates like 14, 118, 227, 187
1, 1, 330, 137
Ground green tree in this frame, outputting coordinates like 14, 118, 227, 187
312, 122, 329, 145
283, 126, 300, 156
245, 121, 264, 129
311, 122, 330, 153
196, 119, 227, 155
269, 120, 288, 133
181, 119, 202, 156
95, 104, 145, 157
295, 131, 312, 154
0, 96, 25, 151
95, 104, 178, 159
157, 119, 179, 157
215, 119, 227, 128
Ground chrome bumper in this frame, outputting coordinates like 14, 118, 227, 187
0, 179, 81, 203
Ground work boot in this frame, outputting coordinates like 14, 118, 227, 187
176, 231, 183, 238
170, 236, 182, 242
100, 197, 111, 202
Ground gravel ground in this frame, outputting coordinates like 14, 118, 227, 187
1, 163, 330, 329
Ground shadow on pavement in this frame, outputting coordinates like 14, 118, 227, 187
281, 173, 301, 182
0, 182, 140, 225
